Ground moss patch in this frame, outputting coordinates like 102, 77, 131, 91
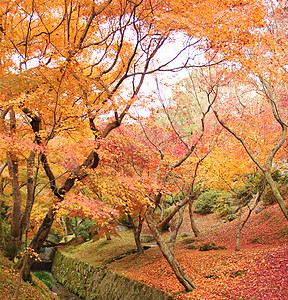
62, 230, 136, 268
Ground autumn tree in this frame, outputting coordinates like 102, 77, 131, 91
209, 0, 288, 219
98, 73, 220, 291
0, 0, 269, 285
0, 0, 202, 280
178, 0, 288, 222
87, 132, 149, 253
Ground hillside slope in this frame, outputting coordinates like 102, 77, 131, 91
110, 203, 288, 299
62, 202, 288, 299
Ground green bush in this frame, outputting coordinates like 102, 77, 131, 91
199, 242, 226, 251
182, 237, 199, 245
187, 244, 200, 250
4, 239, 18, 261
67, 218, 99, 241
194, 189, 225, 215
214, 192, 233, 217
199, 242, 217, 251
163, 195, 174, 207
33, 271, 54, 290
181, 237, 198, 245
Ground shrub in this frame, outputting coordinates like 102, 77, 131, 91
199, 242, 226, 251
186, 244, 200, 250
194, 192, 215, 215
199, 242, 216, 251
33, 271, 54, 290
163, 195, 174, 207
230, 270, 246, 277
181, 237, 198, 245
194, 189, 229, 215
4, 239, 17, 261
68, 218, 99, 241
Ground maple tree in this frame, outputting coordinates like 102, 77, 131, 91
0, 0, 203, 280
187, 58, 288, 250
0, 0, 279, 291
190, 0, 288, 222
95, 74, 220, 291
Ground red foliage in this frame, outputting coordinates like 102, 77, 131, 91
110, 202, 288, 299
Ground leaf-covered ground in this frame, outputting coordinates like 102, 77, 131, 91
108, 203, 288, 299
111, 243, 288, 299
61, 202, 288, 299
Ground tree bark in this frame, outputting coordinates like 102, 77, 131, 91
235, 207, 242, 251
168, 206, 185, 255
145, 208, 196, 291
189, 202, 200, 237
0, 215, 5, 251
18, 205, 57, 280
7, 155, 22, 259
264, 171, 288, 220
20, 150, 36, 237
128, 213, 144, 254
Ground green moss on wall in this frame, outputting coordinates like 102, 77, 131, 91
52, 250, 173, 300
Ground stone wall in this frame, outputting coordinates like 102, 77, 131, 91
52, 250, 173, 300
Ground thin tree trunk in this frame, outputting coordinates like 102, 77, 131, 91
214, 108, 288, 222
0, 164, 6, 250
19, 205, 56, 281
189, 202, 200, 237
6, 108, 22, 259
7, 156, 22, 259
235, 207, 242, 251
128, 213, 144, 254
264, 171, 288, 220
168, 206, 185, 255
145, 209, 196, 291
61, 216, 68, 242
12, 253, 28, 300
20, 150, 36, 236
235, 188, 264, 251
105, 230, 111, 240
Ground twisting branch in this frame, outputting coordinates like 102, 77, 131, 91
213, 109, 264, 172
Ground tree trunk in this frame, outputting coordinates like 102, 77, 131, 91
105, 229, 111, 240
15, 206, 57, 280
29, 205, 56, 253
264, 171, 288, 221
145, 209, 196, 291
189, 202, 200, 237
20, 150, 36, 236
14, 151, 100, 279
7, 156, 22, 259
13, 253, 29, 299
128, 214, 144, 254
168, 206, 185, 255
61, 216, 68, 243
235, 207, 242, 251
